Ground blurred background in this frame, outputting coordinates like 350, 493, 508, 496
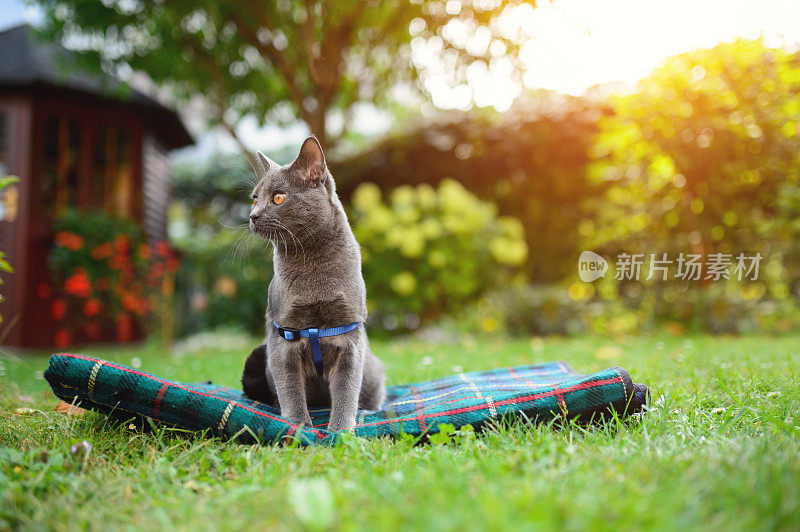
2, 0, 800, 350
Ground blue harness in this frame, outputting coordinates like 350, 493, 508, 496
273, 321, 360, 376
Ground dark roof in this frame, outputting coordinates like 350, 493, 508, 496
0, 24, 192, 149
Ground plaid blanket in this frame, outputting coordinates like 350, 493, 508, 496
44, 353, 649, 445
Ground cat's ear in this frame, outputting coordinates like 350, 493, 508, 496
256, 151, 276, 175
290, 136, 326, 187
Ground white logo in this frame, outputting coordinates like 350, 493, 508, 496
578, 251, 609, 282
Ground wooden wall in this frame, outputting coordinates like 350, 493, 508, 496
142, 134, 170, 243
0, 94, 33, 347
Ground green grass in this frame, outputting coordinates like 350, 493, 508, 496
2, 333, 799, 531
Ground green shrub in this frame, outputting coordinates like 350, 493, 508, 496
648, 283, 800, 335
170, 155, 273, 337
453, 281, 800, 338
488, 285, 592, 336
173, 230, 272, 337
351, 179, 527, 327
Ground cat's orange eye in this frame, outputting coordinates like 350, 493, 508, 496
272, 193, 286, 205
252, 198, 258, 206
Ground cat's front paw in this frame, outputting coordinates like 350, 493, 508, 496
282, 410, 313, 427
327, 417, 356, 433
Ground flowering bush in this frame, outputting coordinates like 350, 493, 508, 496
47, 210, 178, 347
351, 179, 528, 326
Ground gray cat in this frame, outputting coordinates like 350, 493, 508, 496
241, 136, 386, 432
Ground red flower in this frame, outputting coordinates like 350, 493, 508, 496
116, 314, 132, 342
91, 242, 114, 261
166, 255, 180, 272
150, 263, 165, 281
155, 241, 170, 258
110, 255, 127, 270
55, 231, 83, 251
119, 267, 133, 285
54, 328, 71, 348
120, 293, 148, 316
113, 235, 130, 256
84, 298, 101, 317
121, 293, 138, 313
51, 298, 67, 320
64, 269, 91, 298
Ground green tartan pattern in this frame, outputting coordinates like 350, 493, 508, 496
44, 353, 647, 445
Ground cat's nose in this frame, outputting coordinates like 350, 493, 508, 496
250, 213, 260, 222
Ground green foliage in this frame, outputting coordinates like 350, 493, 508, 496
171, 154, 256, 237
170, 154, 272, 337
49, 210, 148, 277
34, 0, 529, 146
335, 91, 605, 282
457, 281, 800, 338
586, 39, 800, 293
480, 285, 592, 337
172, 231, 272, 337
0, 176, 18, 190
351, 179, 527, 324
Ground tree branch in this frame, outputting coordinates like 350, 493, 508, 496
228, 10, 313, 126
180, 34, 254, 157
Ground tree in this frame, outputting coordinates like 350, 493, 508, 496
36, 0, 533, 149
586, 40, 800, 269
333, 91, 607, 282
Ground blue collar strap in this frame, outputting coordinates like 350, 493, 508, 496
273, 322, 360, 376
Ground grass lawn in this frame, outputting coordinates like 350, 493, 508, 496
2, 332, 799, 530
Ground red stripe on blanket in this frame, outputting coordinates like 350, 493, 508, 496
355, 375, 624, 430
153, 382, 169, 419
54, 353, 324, 439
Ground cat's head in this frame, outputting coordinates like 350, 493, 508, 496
249, 136, 337, 243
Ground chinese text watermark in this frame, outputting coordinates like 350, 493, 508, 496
579, 252, 762, 282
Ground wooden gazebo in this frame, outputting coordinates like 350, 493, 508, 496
0, 24, 193, 348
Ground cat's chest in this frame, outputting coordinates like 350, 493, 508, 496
268, 265, 365, 327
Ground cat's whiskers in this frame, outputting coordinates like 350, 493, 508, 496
221, 224, 251, 267
278, 230, 289, 258
273, 219, 307, 268
235, 231, 256, 265
219, 224, 244, 265
292, 218, 319, 243
235, 152, 261, 186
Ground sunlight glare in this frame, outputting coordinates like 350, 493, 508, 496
420, 0, 800, 110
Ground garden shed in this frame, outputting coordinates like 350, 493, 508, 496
0, 24, 193, 348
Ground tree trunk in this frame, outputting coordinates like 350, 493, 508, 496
308, 105, 328, 149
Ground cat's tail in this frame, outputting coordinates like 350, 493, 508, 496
241, 344, 278, 404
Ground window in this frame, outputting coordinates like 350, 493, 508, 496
94, 125, 131, 217
115, 127, 131, 217
42, 115, 135, 218
42, 116, 81, 214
